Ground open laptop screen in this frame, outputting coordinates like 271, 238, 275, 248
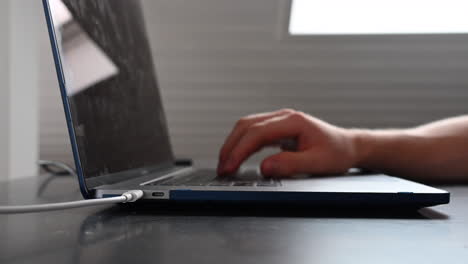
48, 0, 174, 180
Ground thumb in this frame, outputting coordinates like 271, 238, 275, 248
260, 151, 310, 177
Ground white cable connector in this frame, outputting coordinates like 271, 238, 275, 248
0, 190, 144, 214
121, 190, 144, 202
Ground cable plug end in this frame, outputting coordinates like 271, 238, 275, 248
122, 190, 144, 203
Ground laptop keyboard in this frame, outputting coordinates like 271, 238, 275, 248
145, 169, 281, 187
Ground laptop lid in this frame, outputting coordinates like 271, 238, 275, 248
43, 0, 175, 198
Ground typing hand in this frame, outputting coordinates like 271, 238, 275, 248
217, 109, 357, 178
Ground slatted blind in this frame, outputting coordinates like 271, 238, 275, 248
39, 0, 468, 167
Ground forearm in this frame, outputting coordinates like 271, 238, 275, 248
350, 116, 468, 183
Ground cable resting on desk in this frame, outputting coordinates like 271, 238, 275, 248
0, 190, 144, 214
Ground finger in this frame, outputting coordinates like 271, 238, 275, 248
218, 109, 295, 163
260, 151, 311, 177
222, 112, 305, 174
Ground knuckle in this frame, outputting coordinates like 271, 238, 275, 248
280, 108, 296, 114
289, 111, 306, 121
235, 117, 249, 128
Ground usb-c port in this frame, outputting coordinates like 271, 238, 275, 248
152, 192, 165, 197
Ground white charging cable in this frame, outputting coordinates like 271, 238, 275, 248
0, 190, 144, 214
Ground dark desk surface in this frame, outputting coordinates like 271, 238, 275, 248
1, 175, 467, 264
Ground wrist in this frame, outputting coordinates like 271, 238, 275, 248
347, 129, 376, 169
347, 128, 423, 171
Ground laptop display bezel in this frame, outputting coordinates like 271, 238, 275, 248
42, 0, 176, 198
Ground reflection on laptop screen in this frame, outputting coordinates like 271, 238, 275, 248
49, 0, 174, 178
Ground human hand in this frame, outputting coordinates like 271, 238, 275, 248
217, 109, 358, 178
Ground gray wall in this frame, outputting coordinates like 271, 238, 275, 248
8, 0, 41, 178
0, 0, 41, 180
0, 1, 10, 180
39, 0, 468, 167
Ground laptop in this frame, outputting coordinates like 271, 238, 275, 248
42, 0, 449, 208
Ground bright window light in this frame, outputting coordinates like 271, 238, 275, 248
289, 0, 468, 35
